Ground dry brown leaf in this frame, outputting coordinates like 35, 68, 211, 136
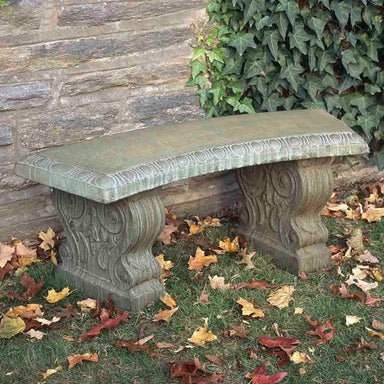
188, 318, 217, 347
156, 254, 174, 283
77, 298, 97, 313
362, 208, 384, 222
205, 354, 223, 366
366, 327, 384, 339
136, 334, 155, 345
235, 249, 256, 269
346, 315, 362, 326
160, 293, 176, 308
152, 307, 178, 323
208, 275, 231, 290
45, 287, 71, 303
42, 366, 62, 380
156, 342, 175, 349
38, 228, 56, 251
345, 276, 378, 293
290, 351, 314, 364
68, 353, 98, 369
348, 228, 365, 255
0, 242, 14, 268
267, 286, 295, 309
219, 236, 239, 252
158, 224, 178, 245
201, 217, 221, 227
188, 247, 217, 271
196, 290, 210, 304
50, 251, 58, 266
355, 250, 379, 264
224, 323, 249, 338
294, 308, 304, 315
25, 329, 46, 340
6, 304, 43, 319
236, 298, 265, 318
372, 319, 384, 331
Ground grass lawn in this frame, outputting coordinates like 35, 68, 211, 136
0, 216, 383, 383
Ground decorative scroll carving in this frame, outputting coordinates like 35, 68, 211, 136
237, 158, 334, 273
53, 188, 165, 312
16, 130, 367, 203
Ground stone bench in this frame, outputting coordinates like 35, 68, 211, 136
15, 110, 368, 311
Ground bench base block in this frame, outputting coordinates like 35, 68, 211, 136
237, 158, 334, 274
53, 189, 165, 312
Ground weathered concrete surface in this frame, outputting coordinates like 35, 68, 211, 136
0, 0, 207, 241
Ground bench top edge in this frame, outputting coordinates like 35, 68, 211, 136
15, 129, 368, 203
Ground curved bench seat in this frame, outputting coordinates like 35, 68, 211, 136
15, 109, 368, 204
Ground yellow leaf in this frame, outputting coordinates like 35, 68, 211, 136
14, 240, 37, 267
235, 249, 256, 269
152, 307, 178, 323
68, 353, 98, 369
219, 236, 239, 252
346, 315, 362, 326
42, 366, 62, 380
294, 307, 304, 315
267, 286, 295, 309
156, 254, 174, 283
366, 327, 384, 339
188, 247, 217, 271
38, 228, 56, 251
208, 275, 231, 290
362, 208, 384, 223
77, 298, 97, 313
236, 298, 265, 318
6, 304, 43, 319
0, 316, 26, 339
188, 318, 217, 347
50, 251, 58, 266
45, 287, 71, 303
0, 242, 14, 268
160, 293, 176, 308
290, 351, 313, 364
201, 217, 221, 227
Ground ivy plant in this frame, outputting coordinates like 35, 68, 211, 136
188, 0, 384, 166
0, 0, 8, 7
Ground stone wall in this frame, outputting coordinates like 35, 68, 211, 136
0, 0, 218, 241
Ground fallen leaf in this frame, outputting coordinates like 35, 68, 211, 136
45, 287, 71, 303
54, 303, 79, 318
0, 242, 14, 268
298, 271, 308, 281
0, 316, 26, 338
158, 224, 178, 244
345, 276, 378, 293
38, 228, 56, 251
77, 298, 97, 313
258, 336, 300, 367
362, 207, 384, 222
347, 228, 365, 254
136, 334, 155, 345
351, 266, 368, 280
196, 290, 210, 304
42, 366, 62, 380
79, 309, 129, 341
290, 351, 313, 364
330, 283, 364, 302
50, 250, 58, 266
156, 341, 175, 349
116, 339, 156, 356
0, 262, 13, 282
355, 250, 379, 264
188, 247, 217, 271
235, 249, 256, 269
25, 329, 46, 340
156, 254, 174, 283
62, 335, 74, 341
370, 267, 383, 281
372, 319, 384, 331
365, 291, 384, 306
201, 217, 222, 228
152, 307, 178, 322
365, 327, 384, 339
346, 315, 362, 326
6, 304, 43, 319
219, 236, 239, 252
299, 367, 306, 376
294, 308, 304, 315
209, 275, 231, 290
232, 278, 271, 290
14, 241, 37, 267
305, 317, 336, 344
68, 353, 98, 369
245, 363, 288, 384
237, 298, 265, 318
188, 318, 217, 347
19, 274, 44, 299
36, 316, 61, 326
224, 323, 249, 338
160, 293, 176, 308
344, 338, 377, 353
267, 286, 294, 309
206, 354, 223, 366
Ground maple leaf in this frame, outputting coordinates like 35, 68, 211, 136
77, 298, 97, 313
38, 228, 56, 251
156, 254, 174, 283
345, 276, 378, 293
219, 236, 239, 252
224, 323, 249, 338
6, 304, 43, 319
236, 249, 256, 269
25, 329, 46, 340
79, 308, 129, 341
158, 224, 178, 244
45, 287, 71, 303
365, 291, 384, 306
330, 283, 364, 302
188, 247, 217, 271
0, 262, 13, 282
355, 250, 379, 264
0, 316, 26, 339
267, 286, 294, 309
258, 336, 300, 366
344, 337, 377, 354
362, 207, 384, 222
188, 318, 217, 347
208, 275, 231, 290
305, 316, 336, 344
232, 278, 271, 290
19, 273, 44, 299
205, 354, 223, 366
50, 251, 58, 266
170, 359, 225, 383
116, 338, 158, 357
14, 240, 36, 267
152, 307, 178, 322
160, 293, 176, 308
237, 298, 265, 318
0, 242, 14, 268
345, 315, 362, 326
68, 353, 98, 369
245, 363, 288, 384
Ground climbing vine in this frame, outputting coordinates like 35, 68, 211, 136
188, 0, 384, 165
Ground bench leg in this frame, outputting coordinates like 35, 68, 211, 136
236, 158, 334, 273
53, 189, 165, 312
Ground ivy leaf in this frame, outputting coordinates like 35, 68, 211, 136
289, 23, 311, 54
357, 116, 376, 141
324, 94, 341, 112
192, 47, 206, 61
308, 17, 326, 40
244, 0, 265, 24
191, 60, 207, 79
331, 2, 351, 27
263, 29, 281, 60
238, 98, 256, 113
228, 33, 257, 56
365, 83, 381, 95
350, 5, 362, 27
280, 63, 304, 92
276, 0, 300, 26
207, 49, 225, 63
261, 93, 283, 111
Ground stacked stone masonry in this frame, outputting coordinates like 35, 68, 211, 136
0, 0, 217, 241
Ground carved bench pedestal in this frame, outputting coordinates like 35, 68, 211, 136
53, 189, 166, 312
237, 158, 334, 273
